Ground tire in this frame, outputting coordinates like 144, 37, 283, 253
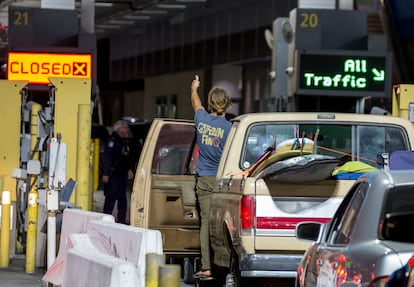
228, 248, 243, 287
182, 257, 195, 284
225, 272, 236, 287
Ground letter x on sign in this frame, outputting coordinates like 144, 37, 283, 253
73, 62, 87, 76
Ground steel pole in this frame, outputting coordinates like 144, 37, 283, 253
46, 211, 56, 269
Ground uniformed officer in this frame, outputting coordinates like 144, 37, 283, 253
102, 120, 134, 224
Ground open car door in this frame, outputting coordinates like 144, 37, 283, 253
130, 118, 200, 256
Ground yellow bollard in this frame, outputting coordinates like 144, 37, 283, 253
76, 104, 92, 210
0, 190, 11, 267
93, 138, 100, 192
26, 103, 41, 274
145, 253, 165, 287
158, 264, 181, 287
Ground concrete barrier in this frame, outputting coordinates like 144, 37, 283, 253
41, 208, 163, 287
63, 234, 139, 287
42, 209, 115, 286
86, 220, 163, 287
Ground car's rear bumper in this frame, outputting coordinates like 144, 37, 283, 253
239, 253, 302, 278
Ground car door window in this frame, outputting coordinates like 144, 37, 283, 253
151, 124, 197, 175
328, 182, 368, 245
384, 185, 414, 214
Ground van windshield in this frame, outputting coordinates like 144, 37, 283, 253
241, 123, 409, 170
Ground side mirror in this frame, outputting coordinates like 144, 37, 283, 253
296, 222, 323, 242
376, 154, 385, 167
381, 212, 414, 243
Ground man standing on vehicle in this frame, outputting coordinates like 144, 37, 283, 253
191, 74, 232, 279
102, 120, 134, 224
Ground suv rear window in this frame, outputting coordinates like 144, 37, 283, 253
241, 123, 408, 170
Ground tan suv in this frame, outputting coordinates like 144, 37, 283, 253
130, 113, 414, 286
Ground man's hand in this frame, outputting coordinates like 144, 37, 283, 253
192, 75, 200, 92
191, 75, 203, 112
102, 175, 109, 184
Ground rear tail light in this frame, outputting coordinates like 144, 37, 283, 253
336, 254, 348, 285
240, 195, 255, 230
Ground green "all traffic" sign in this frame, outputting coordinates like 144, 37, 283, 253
296, 50, 392, 97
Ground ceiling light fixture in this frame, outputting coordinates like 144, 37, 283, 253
107, 20, 135, 25
123, 15, 151, 20
96, 24, 121, 29
138, 9, 168, 15
139, 9, 168, 15
156, 4, 187, 9
175, 0, 207, 2
95, 2, 113, 7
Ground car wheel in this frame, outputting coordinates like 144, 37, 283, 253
228, 248, 244, 287
182, 257, 195, 284
225, 272, 235, 287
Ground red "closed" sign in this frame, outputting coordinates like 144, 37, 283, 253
7, 52, 92, 84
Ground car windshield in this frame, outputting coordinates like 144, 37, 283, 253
241, 123, 409, 170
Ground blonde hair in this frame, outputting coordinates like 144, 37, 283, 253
207, 87, 232, 115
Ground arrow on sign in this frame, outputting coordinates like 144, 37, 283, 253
372, 68, 385, 81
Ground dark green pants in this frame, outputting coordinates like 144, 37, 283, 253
195, 176, 215, 271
